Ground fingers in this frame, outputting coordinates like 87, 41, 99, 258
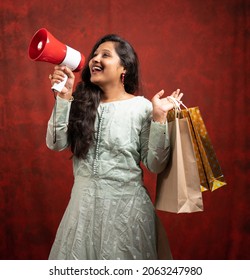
49, 66, 75, 84
171, 88, 184, 100
49, 66, 65, 84
152, 89, 164, 101
152, 89, 184, 100
171, 89, 180, 98
156, 89, 164, 97
63, 66, 75, 79
176, 92, 184, 101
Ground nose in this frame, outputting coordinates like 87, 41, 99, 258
89, 55, 99, 69
92, 53, 101, 63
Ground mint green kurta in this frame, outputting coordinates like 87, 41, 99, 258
46, 95, 170, 260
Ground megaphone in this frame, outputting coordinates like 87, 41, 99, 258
28, 28, 85, 92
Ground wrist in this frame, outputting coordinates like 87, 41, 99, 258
152, 117, 166, 124
58, 92, 73, 101
152, 112, 168, 124
57, 93, 74, 102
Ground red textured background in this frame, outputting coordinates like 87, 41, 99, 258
0, 0, 249, 260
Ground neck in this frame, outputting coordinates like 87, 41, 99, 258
100, 84, 127, 103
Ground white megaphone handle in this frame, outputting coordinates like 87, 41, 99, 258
51, 74, 67, 92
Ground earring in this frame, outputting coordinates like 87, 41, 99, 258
121, 73, 125, 86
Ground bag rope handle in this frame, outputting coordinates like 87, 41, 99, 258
167, 96, 187, 110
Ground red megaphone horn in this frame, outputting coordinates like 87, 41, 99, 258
28, 28, 85, 92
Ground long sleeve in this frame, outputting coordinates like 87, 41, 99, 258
140, 114, 170, 174
46, 96, 72, 151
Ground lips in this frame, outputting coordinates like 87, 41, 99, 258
91, 65, 103, 73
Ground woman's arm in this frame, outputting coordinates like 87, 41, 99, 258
46, 96, 72, 151
140, 113, 170, 173
46, 66, 75, 151
140, 89, 184, 173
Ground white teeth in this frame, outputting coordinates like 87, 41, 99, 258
93, 66, 102, 71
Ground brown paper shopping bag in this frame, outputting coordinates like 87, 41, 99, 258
173, 107, 227, 192
155, 112, 203, 213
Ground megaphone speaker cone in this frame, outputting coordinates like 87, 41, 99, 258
28, 28, 67, 64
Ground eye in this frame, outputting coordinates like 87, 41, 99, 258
102, 52, 110, 58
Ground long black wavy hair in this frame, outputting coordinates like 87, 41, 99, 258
67, 34, 140, 159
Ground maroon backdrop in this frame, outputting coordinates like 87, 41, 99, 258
0, 0, 249, 260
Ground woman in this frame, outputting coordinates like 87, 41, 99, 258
47, 34, 183, 260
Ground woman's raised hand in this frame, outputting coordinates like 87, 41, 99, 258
151, 89, 184, 124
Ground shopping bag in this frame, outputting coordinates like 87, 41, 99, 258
187, 107, 226, 191
168, 107, 227, 192
155, 111, 204, 213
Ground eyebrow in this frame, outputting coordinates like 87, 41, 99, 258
100, 49, 112, 53
93, 48, 113, 56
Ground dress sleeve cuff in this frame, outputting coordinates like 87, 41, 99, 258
148, 121, 169, 150
56, 95, 72, 123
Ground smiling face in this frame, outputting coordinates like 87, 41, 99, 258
89, 41, 126, 89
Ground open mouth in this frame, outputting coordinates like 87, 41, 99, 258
92, 65, 103, 73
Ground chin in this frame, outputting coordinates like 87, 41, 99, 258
90, 78, 102, 88
90, 77, 99, 84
